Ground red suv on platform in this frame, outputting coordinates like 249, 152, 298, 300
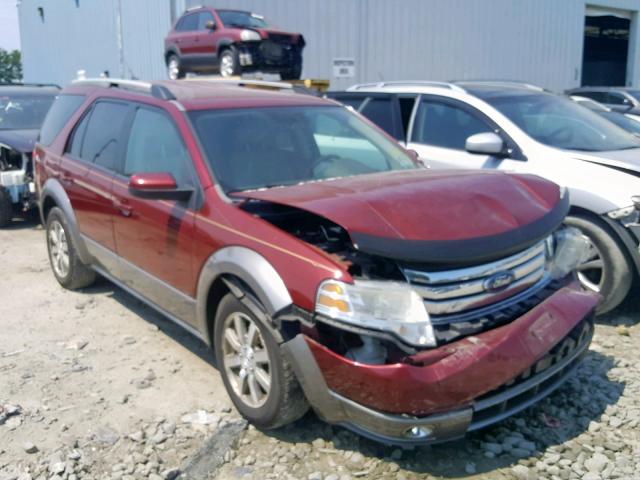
164, 7, 305, 80
35, 78, 599, 446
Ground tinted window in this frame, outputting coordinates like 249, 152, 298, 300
38, 94, 84, 146
412, 100, 492, 150
578, 91, 607, 103
197, 11, 215, 30
125, 108, 192, 186
190, 106, 416, 193
81, 102, 129, 170
176, 13, 198, 31
67, 112, 90, 157
217, 10, 267, 28
607, 92, 630, 105
358, 98, 396, 138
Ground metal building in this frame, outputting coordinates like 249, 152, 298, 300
17, 0, 640, 91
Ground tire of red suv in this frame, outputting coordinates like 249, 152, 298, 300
167, 54, 185, 80
565, 214, 633, 314
219, 47, 241, 77
214, 293, 309, 429
0, 186, 12, 228
46, 207, 96, 290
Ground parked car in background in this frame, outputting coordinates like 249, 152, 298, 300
35, 78, 598, 446
566, 86, 640, 120
570, 95, 640, 136
164, 6, 305, 80
0, 83, 59, 227
328, 81, 640, 313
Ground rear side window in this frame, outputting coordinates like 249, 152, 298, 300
579, 91, 607, 103
124, 108, 192, 187
359, 98, 396, 137
39, 94, 85, 146
176, 12, 198, 31
80, 102, 129, 170
606, 92, 629, 105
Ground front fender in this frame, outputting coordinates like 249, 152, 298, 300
196, 246, 293, 343
40, 178, 92, 265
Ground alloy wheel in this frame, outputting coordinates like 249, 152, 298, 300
167, 57, 180, 80
221, 311, 272, 408
220, 53, 235, 77
576, 235, 604, 293
48, 220, 70, 279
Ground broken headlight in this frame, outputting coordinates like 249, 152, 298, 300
545, 227, 591, 280
315, 279, 436, 347
607, 201, 640, 226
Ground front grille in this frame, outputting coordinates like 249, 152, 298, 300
268, 33, 294, 44
469, 315, 593, 431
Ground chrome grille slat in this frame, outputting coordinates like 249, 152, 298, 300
402, 240, 548, 317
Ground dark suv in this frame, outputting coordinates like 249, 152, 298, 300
164, 7, 305, 80
35, 78, 598, 446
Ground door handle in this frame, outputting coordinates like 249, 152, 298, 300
113, 198, 132, 217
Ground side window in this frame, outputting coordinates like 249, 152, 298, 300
411, 99, 493, 150
580, 91, 607, 103
39, 94, 85, 146
124, 108, 193, 187
177, 13, 198, 32
81, 102, 130, 170
198, 11, 215, 30
328, 95, 365, 111
606, 92, 630, 105
358, 97, 396, 138
66, 111, 90, 158
398, 96, 417, 138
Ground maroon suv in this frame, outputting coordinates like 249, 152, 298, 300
35, 78, 599, 446
164, 7, 305, 80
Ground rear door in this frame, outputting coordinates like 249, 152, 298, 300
111, 104, 200, 326
58, 100, 131, 273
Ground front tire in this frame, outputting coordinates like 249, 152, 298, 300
214, 293, 308, 429
46, 207, 96, 290
565, 214, 633, 314
0, 186, 12, 228
219, 47, 241, 77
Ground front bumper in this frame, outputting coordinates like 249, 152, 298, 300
283, 282, 598, 446
236, 42, 302, 71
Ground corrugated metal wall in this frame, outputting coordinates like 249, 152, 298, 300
18, 0, 640, 91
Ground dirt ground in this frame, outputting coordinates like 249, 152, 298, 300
1, 217, 639, 480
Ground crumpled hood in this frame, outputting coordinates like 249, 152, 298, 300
235, 169, 568, 264
571, 147, 640, 174
0, 129, 38, 153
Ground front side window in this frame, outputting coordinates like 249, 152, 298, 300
411, 100, 493, 150
197, 11, 215, 30
125, 108, 192, 187
217, 10, 268, 28
1, 93, 56, 131
578, 91, 607, 103
485, 93, 640, 151
80, 102, 129, 170
607, 92, 630, 106
189, 105, 416, 193
39, 93, 84, 145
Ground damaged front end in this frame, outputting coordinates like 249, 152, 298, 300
0, 142, 36, 212
236, 174, 600, 445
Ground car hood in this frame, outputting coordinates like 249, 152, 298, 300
571, 147, 640, 175
0, 129, 38, 153
234, 169, 568, 264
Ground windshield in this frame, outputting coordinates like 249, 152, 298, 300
217, 10, 268, 28
0, 94, 55, 130
485, 93, 640, 151
600, 111, 640, 135
190, 105, 418, 193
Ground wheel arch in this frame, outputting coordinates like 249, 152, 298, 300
40, 178, 92, 265
196, 246, 293, 347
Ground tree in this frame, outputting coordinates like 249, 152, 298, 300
0, 49, 22, 83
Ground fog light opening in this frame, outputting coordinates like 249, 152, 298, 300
405, 426, 432, 439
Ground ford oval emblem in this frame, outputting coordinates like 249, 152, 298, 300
483, 271, 516, 292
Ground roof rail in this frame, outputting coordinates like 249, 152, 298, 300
347, 81, 466, 92
186, 5, 204, 11
183, 77, 294, 90
453, 80, 545, 91
0, 82, 61, 89
71, 78, 176, 100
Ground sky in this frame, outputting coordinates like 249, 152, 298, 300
0, 0, 20, 51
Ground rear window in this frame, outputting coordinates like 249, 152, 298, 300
39, 94, 85, 146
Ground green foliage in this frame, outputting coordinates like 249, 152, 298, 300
0, 49, 22, 83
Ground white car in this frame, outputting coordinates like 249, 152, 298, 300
327, 81, 640, 313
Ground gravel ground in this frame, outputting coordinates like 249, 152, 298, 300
1, 218, 639, 480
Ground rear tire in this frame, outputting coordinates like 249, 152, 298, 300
46, 207, 96, 290
0, 186, 12, 228
167, 54, 185, 80
565, 214, 633, 314
214, 293, 308, 429
219, 47, 241, 77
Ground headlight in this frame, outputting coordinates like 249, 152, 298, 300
240, 29, 261, 41
546, 227, 591, 279
315, 279, 436, 347
607, 201, 640, 225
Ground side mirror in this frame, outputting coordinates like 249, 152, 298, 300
129, 172, 193, 201
405, 148, 428, 168
205, 20, 216, 30
465, 132, 506, 156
